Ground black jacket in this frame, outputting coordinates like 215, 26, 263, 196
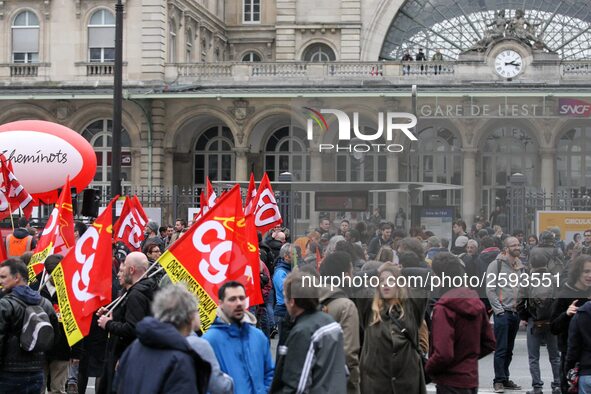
0, 285, 58, 372
116, 317, 211, 394
41, 284, 75, 361
105, 277, 158, 358
367, 236, 393, 260
98, 277, 158, 394
566, 301, 591, 376
550, 283, 591, 352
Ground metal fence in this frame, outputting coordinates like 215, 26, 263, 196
507, 179, 591, 235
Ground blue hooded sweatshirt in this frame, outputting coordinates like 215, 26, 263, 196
203, 309, 274, 394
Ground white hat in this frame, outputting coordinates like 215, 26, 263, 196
455, 235, 469, 248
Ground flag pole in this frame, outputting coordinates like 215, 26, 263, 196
102, 262, 163, 313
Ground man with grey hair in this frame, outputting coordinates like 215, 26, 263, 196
116, 284, 211, 393
486, 237, 526, 392
96, 252, 158, 394
426, 235, 448, 262
142, 220, 165, 252
273, 243, 295, 330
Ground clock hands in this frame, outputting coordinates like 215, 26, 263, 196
504, 61, 521, 67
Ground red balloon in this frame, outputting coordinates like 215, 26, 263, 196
0, 120, 97, 204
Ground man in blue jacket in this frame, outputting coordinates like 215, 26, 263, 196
204, 281, 274, 394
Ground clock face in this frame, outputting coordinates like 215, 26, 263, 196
494, 50, 523, 78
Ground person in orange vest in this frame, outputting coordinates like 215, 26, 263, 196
5, 217, 36, 259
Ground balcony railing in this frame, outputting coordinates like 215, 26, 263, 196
166, 61, 459, 85
561, 61, 591, 76
85, 62, 114, 76
10, 63, 40, 77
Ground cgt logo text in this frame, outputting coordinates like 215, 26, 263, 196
304, 108, 417, 153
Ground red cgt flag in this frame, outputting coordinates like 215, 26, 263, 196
0, 154, 34, 220
52, 197, 117, 346
28, 179, 76, 282
205, 177, 217, 208
252, 173, 282, 234
159, 185, 262, 331
113, 196, 148, 251
244, 173, 257, 215
0, 236, 6, 262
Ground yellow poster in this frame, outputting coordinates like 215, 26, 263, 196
536, 211, 591, 243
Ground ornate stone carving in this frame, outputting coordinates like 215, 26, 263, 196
467, 9, 551, 52
51, 100, 75, 121
228, 99, 255, 125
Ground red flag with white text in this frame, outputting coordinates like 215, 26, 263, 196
205, 177, 217, 207
158, 185, 262, 331
53, 197, 116, 346
244, 173, 257, 215
113, 196, 148, 251
252, 173, 282, 234
0, 154, 34, 220
28, 179, 76, 282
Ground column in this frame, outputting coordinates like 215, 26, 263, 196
235, 147, 249, 182
385, 154, 399, 223
540, 148, 555, 195
462, 148, 477, 226
308, 148, 322, 231
163, 147, 175, 224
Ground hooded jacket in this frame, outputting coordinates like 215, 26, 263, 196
0, 285, 58, 372
116, 317, 211, 394
486, 254, 526, 315
203, 308, 274, 394
566, 301, 591, 376
319, 286, 360, 394
425, 287, 496, 388
273, 259, 292, 317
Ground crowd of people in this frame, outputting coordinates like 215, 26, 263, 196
0, 212, 590, 394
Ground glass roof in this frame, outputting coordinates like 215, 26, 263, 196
380, 0, 591, 60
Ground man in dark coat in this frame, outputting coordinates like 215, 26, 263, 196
0, 258, 58, 393
96, 252, 157, 394
426, 253, 496, 393
116, 284, 211, 394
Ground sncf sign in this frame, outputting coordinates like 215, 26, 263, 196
558, 99, 591, 117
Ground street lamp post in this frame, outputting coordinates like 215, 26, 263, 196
111, 0, 124, 201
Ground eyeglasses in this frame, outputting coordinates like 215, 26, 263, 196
585, 234, 591, 237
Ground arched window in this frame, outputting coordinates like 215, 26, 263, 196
194, 126, 235, 186
242, 51, 262, 62
81, 119, 132, 197
556, 127, 591, 194
335, 126, 387, 215
12, 10, 39, 63
302, 43, 336, 62
407, 127, 462, 209
381, 3, 591, 60
186, 29, 193, 62
264, 126, 310, 220
169, 20, 177, 63
480, 126, 538, 215
88, 9, 115, 63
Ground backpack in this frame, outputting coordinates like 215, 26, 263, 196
527, 272, 555, 322
11, 297, 54, 352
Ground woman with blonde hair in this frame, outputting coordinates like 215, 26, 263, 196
360, 263, 428, 393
